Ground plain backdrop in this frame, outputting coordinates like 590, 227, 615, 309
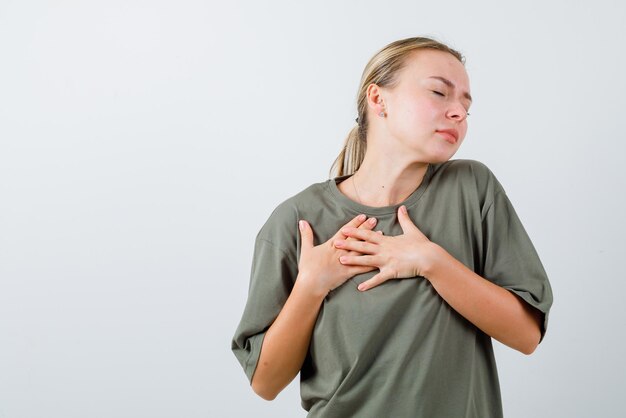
1, 1, 625, 417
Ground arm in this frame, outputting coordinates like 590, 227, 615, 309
423, 244, 543, 355
250, 273, 325, 400
250, 215, 379, 400
336, 205, 544, 355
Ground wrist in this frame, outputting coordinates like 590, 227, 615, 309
295, 270, 329, 301
421, 242, 449, 281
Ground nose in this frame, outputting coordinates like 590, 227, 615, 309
446, 102, 469, 122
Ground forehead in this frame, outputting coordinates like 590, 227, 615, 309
398, 49, 470, 89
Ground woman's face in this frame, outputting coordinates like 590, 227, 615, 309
375, 49, 472, 163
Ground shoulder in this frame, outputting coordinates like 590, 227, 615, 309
256, 180, 330, 247
433, 158, 495, 180
428, 159, 506, 211
431, 158, 503, 192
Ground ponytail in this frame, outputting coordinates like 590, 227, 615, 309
329, 125, 366, 178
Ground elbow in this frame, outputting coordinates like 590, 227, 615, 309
518, 304, 544, 355
251, 376, 279, 401
252, 385, 278, 401
519, 341, 538, 355
518, 329, 542, 355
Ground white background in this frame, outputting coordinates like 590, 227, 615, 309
1, 1, 625, 417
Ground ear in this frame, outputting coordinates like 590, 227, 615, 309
366, 83, 387, 116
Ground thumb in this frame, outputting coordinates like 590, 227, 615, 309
397, 205, 418, 233
398, 205, 427, 238
299, 220, 314, 251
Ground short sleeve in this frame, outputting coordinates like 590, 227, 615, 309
481, 184, 554, 344
231, 235, 299, 383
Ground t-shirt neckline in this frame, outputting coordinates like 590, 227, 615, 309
327, 163, 435, 216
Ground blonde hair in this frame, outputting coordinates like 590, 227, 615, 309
329, 36, 465, 178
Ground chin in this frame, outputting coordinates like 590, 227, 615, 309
425, 148, 460, 164
404, 139, 461, 164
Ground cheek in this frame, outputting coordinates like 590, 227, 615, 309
418, 96, 440, 111
459, 122, 468, 139
391, 95, 442, 137
402, 99, 439, 125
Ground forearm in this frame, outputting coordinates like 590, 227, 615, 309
424, 244, 543, 355
251, 272, 326, 400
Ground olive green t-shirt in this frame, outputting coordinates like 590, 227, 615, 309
231, 159, 553, 418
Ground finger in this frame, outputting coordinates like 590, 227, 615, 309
341, 226, 383, 244
348, 217, 377, 240
335, 214, 367, 239
334, 239, 378, 254
299, 220, 314, 251
339, 254, 378, 266
345, 213, 368, 229
398, 205, 428, 239
397, 205, 426, 238
357, 272, 390, 291
348, 265, 376, 276
344, 219, 377, 256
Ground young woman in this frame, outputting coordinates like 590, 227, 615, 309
232, 36, 553, 417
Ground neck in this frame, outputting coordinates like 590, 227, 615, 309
342, 151, 430, 207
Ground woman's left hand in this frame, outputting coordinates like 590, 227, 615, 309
334, 205, 443, 291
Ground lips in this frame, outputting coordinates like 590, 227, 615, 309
436, 129, 459, 144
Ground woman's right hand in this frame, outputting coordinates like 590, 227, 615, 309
297, 214, 379, 296
250, 214, 379, 400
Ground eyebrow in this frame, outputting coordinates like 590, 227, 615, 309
428, 76, 473, 103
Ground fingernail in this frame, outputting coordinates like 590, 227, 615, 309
358, 284, 367, 291
401, 205, 407, 214
299, 220, 305, 231
341, 227, 349, 234
339, 256, 347, 263
369, 217, 377, 225
335, 240, 345, 246
358, 214, 366, 221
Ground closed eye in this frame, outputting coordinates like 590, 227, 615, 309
431, 90, 445, 97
